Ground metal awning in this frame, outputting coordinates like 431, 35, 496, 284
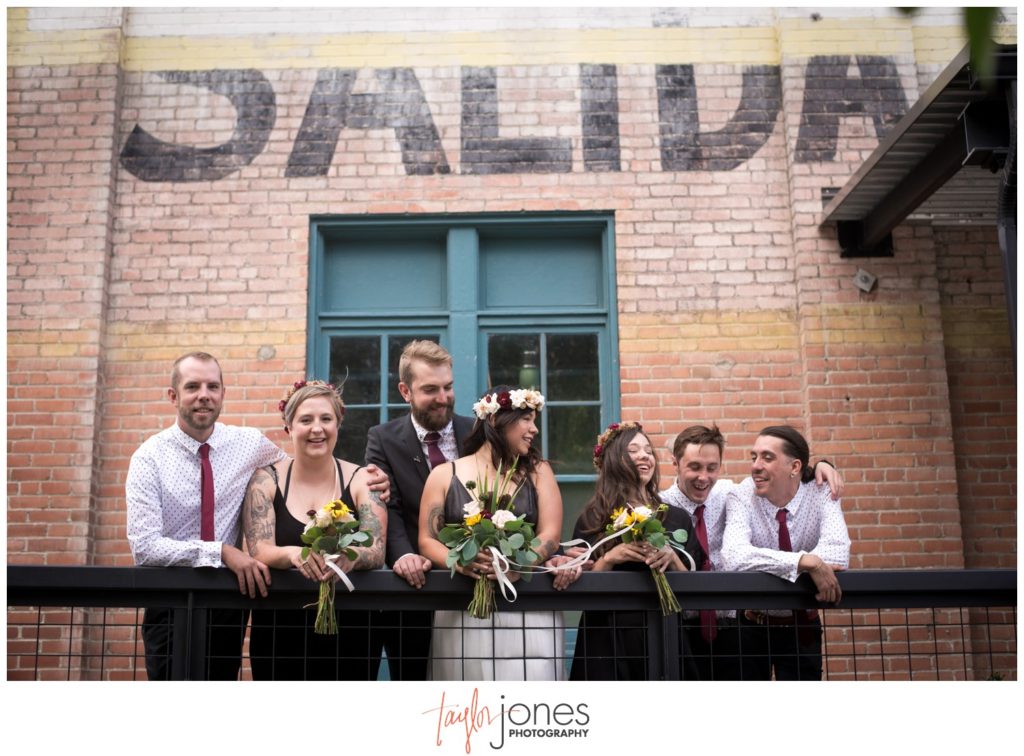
821, 43, 1016, 257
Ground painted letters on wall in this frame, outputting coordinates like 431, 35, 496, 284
120, 70, 276, 182
119, 58, 908, 182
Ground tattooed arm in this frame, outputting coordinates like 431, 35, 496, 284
242, 464, 316, 576
417, 463, 467, 575
341, 465, 388, 572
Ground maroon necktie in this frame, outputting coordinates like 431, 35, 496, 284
776, 508, 792, 552
692, 504, 717, 643
199, 443, 215, 540
424, 431, 446, 469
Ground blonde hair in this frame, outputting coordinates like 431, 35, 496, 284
281, 380, 345, 428
398, 340, 452, 386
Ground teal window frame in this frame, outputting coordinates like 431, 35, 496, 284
307, 212, 620, 482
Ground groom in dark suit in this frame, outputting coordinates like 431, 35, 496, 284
365, 340, 475, 680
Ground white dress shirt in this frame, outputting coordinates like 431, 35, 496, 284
721, 477, 850, 583
126, 422, 286, 567
660, 478, 734, 570
661, 479, 736, 619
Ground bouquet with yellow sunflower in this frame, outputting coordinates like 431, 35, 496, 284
299, 499, 373, 634
437, 459, 541, 619
606, 503, 690, 615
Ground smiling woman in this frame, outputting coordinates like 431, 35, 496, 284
569, 421, 706, 680
241, 379, 388, 680
418, 385, 568, 681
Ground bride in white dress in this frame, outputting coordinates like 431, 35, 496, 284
418, 386, 569, 681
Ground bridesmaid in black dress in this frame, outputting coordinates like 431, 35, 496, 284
242, 380, 386, 680
569, 421, 705, 681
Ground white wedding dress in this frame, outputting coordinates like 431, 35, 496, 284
429, 475, 565, 681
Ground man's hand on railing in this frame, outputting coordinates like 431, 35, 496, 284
222, 544, 272, 598
799, 554, 844, 604
393, 553, 432, 589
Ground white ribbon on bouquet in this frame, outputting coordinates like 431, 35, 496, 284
323, 554, 356, 593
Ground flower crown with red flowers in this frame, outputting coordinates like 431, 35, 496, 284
592, 421, 643, 470
279, 379, 343, 420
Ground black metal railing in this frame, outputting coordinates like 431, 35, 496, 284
6, 566, 1016, 681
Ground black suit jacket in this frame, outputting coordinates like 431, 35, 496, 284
365, 413, 476, 566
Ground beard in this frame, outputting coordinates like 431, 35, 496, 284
411, 400, 454, 431
179, 404, 220, 434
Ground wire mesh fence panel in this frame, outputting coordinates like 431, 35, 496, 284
7, 566, 1017, 681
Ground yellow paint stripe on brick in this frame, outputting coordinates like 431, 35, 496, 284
801, 303, 937, 346
912, 24, 1018, 66
6, 8, 123, 67
8, 13, 1016, 73
118, 27, 781, 71
777, 17, 917, 59
619, 309, 799, 353
103, 320, 307, 364
941, 307, 1013, 351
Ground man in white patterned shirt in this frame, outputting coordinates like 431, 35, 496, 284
721, 425, 851, 680
660, 424, 843, 680
126, 352, 389, 679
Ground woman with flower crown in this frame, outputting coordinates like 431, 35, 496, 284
418, 385, 571, 680
241, 380, 387, 680
569, 421, 705, 680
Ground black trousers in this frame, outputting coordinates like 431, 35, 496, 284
368, 609, 433, 681
736, 611, 823, 681
141, 607, 248, 681
681, 615, 742, 680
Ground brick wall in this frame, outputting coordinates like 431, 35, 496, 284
7, 8, 1017, 678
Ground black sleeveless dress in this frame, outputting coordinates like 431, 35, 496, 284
249, 460, 373, 681
568, 502, 703, 680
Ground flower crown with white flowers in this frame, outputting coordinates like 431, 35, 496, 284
472, 388, 546, 420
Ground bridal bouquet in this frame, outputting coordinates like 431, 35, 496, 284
607, 503, 690, 616
299, 499, 372, 634
437, 459, 541, 619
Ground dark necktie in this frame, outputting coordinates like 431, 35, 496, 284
424, 431, 446, 469
778, 507, 817, 638
776, 508, 792, 552
692, 504, 718, 643
198, 443, 215, 541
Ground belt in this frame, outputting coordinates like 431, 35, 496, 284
743, 610, 820, 644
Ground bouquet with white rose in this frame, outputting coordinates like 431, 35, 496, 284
299, 499, 373, 634
437, 458, 542, 619
605, 503, 690, 615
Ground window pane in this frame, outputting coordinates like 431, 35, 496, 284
546, 405, 602, 475
486, 333, 541, 389
547, 333, 599, 401
387, 334, 440, 404
329, 336, 380, 406
334, 407, 379, 465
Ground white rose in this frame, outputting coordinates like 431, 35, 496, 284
473, 395, 500, 419
491, 510, 518, 530
463, 500, 482, 518
509, 389, 528, 409
315, 508, 333, 528
632, 505, 654, 522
